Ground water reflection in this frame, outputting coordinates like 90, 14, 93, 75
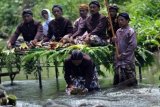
1, 79, 160, 107
1, 51, 160, 107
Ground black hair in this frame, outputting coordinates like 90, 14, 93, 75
52, 5, 63, 12
118, 12, 130, 21
71, 50, 83, 60
22, 9, 33, 16
89, 1, 100, 8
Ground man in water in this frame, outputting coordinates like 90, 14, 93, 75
64, 50, 100, 95
113, 13, 137, 86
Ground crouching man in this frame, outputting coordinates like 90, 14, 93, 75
64, 50, 100, 95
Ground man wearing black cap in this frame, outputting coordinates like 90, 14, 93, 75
72, 1, 108, 46
7, 9, 43, 48
113, 12, 137, 86
42, 5, 73, 42
64, 50, 100, 94
107, 4, 119, 41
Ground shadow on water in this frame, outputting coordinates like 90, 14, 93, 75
1, 51, 160, 107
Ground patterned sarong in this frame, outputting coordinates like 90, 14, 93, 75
113, 63, 137, 86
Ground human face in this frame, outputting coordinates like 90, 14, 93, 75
118, 16, 129, 28
42, 10, 49, 20
72, 60, 82, 66
109, 9, 117, 18
79, 9, 88, 18
89, 4, 99, 15
23, 14, 33, 23
52, 7, 62, 19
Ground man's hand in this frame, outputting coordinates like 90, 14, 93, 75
117, 54, 121, 60
30, 39, 38, 46
84, 34, 90, 43
67, 84, 74, 89
7, 42, 13, 49
112, 37, 117, 43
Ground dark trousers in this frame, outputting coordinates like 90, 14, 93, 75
113, 63, 137, 86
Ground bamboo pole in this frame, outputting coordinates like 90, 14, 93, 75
104, 0, 119, 56
104, 0, 121, 84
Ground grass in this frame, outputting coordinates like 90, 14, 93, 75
0, 39, 7, 47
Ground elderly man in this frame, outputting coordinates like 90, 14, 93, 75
72, 1, 108, 46
71, 4, 89, 44
64, 50, 100, 95
113, 13, 137, 86
7, 9, 43, 48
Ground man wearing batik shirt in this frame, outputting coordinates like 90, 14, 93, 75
64, 50, 100, 94
113, 13, 137, 86
71, 4, 89, 44
72, 1, 108, 46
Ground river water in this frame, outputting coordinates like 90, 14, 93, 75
1, 52, 160, 107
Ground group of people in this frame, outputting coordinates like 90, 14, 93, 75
7, 1, 138, 94
7, 1, 119, 48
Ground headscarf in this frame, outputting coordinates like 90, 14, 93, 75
79, 4, 89, 11
41, 9, 53, 36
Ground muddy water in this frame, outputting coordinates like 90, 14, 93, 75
2, 80, 160, 107
1, 52, 160, 107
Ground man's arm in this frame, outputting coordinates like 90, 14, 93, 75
66, 20, 73, 35
90, 16, 108, 36
73, 19, 79, 33
71, 20, 87, 38
64, 60, 73, 87
121, 31, 137, 59
8, 25, 21, 48
85, 61, 94, 89
34, 22, 43, 41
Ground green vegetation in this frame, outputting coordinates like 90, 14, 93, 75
0, 0, 159, 78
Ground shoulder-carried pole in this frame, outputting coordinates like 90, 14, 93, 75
104, 0, 119, 56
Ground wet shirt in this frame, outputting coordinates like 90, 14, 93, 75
64, 54, 95, 89
47, 17, 73, 41
72, 13, 108, 39
116, 26, 137, 67
9, 20, 43, 45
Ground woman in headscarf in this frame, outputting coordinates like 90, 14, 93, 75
41, 9, 53, 37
